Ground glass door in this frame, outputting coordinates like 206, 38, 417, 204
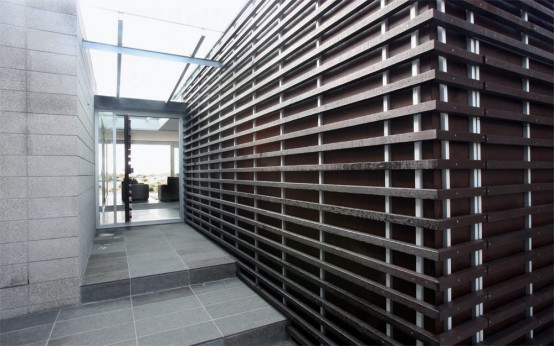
97, 112, 182, 227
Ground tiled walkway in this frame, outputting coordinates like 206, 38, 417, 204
81, 223, 236, 301
0, 278, 289, 346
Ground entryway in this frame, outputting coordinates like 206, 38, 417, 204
96, 111, 182, 227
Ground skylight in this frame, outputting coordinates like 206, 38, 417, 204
79, 0, 248, 101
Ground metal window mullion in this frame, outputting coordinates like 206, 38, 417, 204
521, 9, 534, 340
112, 113, 118, 224
380, 0, 393, 337
466, 10, 484, 344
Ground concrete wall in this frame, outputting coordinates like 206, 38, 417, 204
0, 0, 96, 319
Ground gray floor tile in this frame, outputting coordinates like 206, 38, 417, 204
214, 307, 286, 337
0, 324, 53, 346
90, 242, 126, 255
135, 307, 210, 337
132, 287, 193, 307
126, 251, 181, 263
137, 321, 221, 346
132, 295, 201, 320
125, 240, 169, 250
50, 309, 133, 339
179, 250, 231, 262
57, 298, 131, 321
131, 271, 190, 295
191, 278, 245, 295
107, 338, 137, 346
204, 295, 268, 319
88, 251, 126, 261
93, 236, 124, 245
48, 322, 135, 346
86, 256, 128, 269
196, 285, 255, 306
172, 239, 217, 251
128, 259, 185, 278
82, 269, 130, 285
84, 261, 128, 276
0, 310, 58, 333
185, 256, 235, 270
80, 280, 130, 303
189, 263, 236, 285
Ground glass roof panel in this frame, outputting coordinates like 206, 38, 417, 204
122, 14, 208, 57
90, 50, 117, 96
119, 55, 184, 101
79, 0, 249, 101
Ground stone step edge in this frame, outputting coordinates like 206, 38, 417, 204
196, 319, 290, 346
80, 262, 236, 303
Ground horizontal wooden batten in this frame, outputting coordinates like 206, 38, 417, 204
181, 0, 553, 344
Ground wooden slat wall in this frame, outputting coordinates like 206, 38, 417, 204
179, 1, 553, 344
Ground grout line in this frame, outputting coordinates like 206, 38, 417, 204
133, 305, 205, 323
212, 306, 268, 321
123, 228, 139, 346
53, 307, 131, 323
130, 294, 139, 345
45, 310, 60, 346
200, 293, 259, 308
137, 319, 216, 339
103, 338, 135, 346
192, 290, 224, 338
47, 321, 134, 342
0, 322, 54, 336
193, 282, 250, 298
159, 228, 189, 270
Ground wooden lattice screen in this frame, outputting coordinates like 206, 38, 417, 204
180, 0, 553, 344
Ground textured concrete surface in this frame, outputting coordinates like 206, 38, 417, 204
0, 0, 96, 319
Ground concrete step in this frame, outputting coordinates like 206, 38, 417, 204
80, 223, 236, 303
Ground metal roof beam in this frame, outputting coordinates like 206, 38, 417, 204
82, 40, 221, 67
116, 17, 123, 98
167, 35, 205, 103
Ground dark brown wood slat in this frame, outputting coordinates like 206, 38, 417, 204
484, 55, 554, 84
185, 159, 486, 173
486, 244, 551, 275
487, 204, 554, 222
438, 265, 488, 290
186, 210, 441, 319
484, 82, 554, 105
483, 107, 554, 126
433, 10, 554, 64
484, 285, 553, 327
184, 8, 434, 138
480, 308, 554, 346
487, 182, 553, 196
185, 192, 441, 259
485, 266, 553, 302
181, 0, 554, 343
439, 316, 489, 345
184, 0, 356, 110
437, 240, 486, 261
486, 224, 553, 248
184, 98, 438, 156
486, 160, 553, 170
464, 0, 554, 42
438, 290, 487, 320
187, 129, 440, 163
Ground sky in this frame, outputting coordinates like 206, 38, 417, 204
79, 0, 248, 100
